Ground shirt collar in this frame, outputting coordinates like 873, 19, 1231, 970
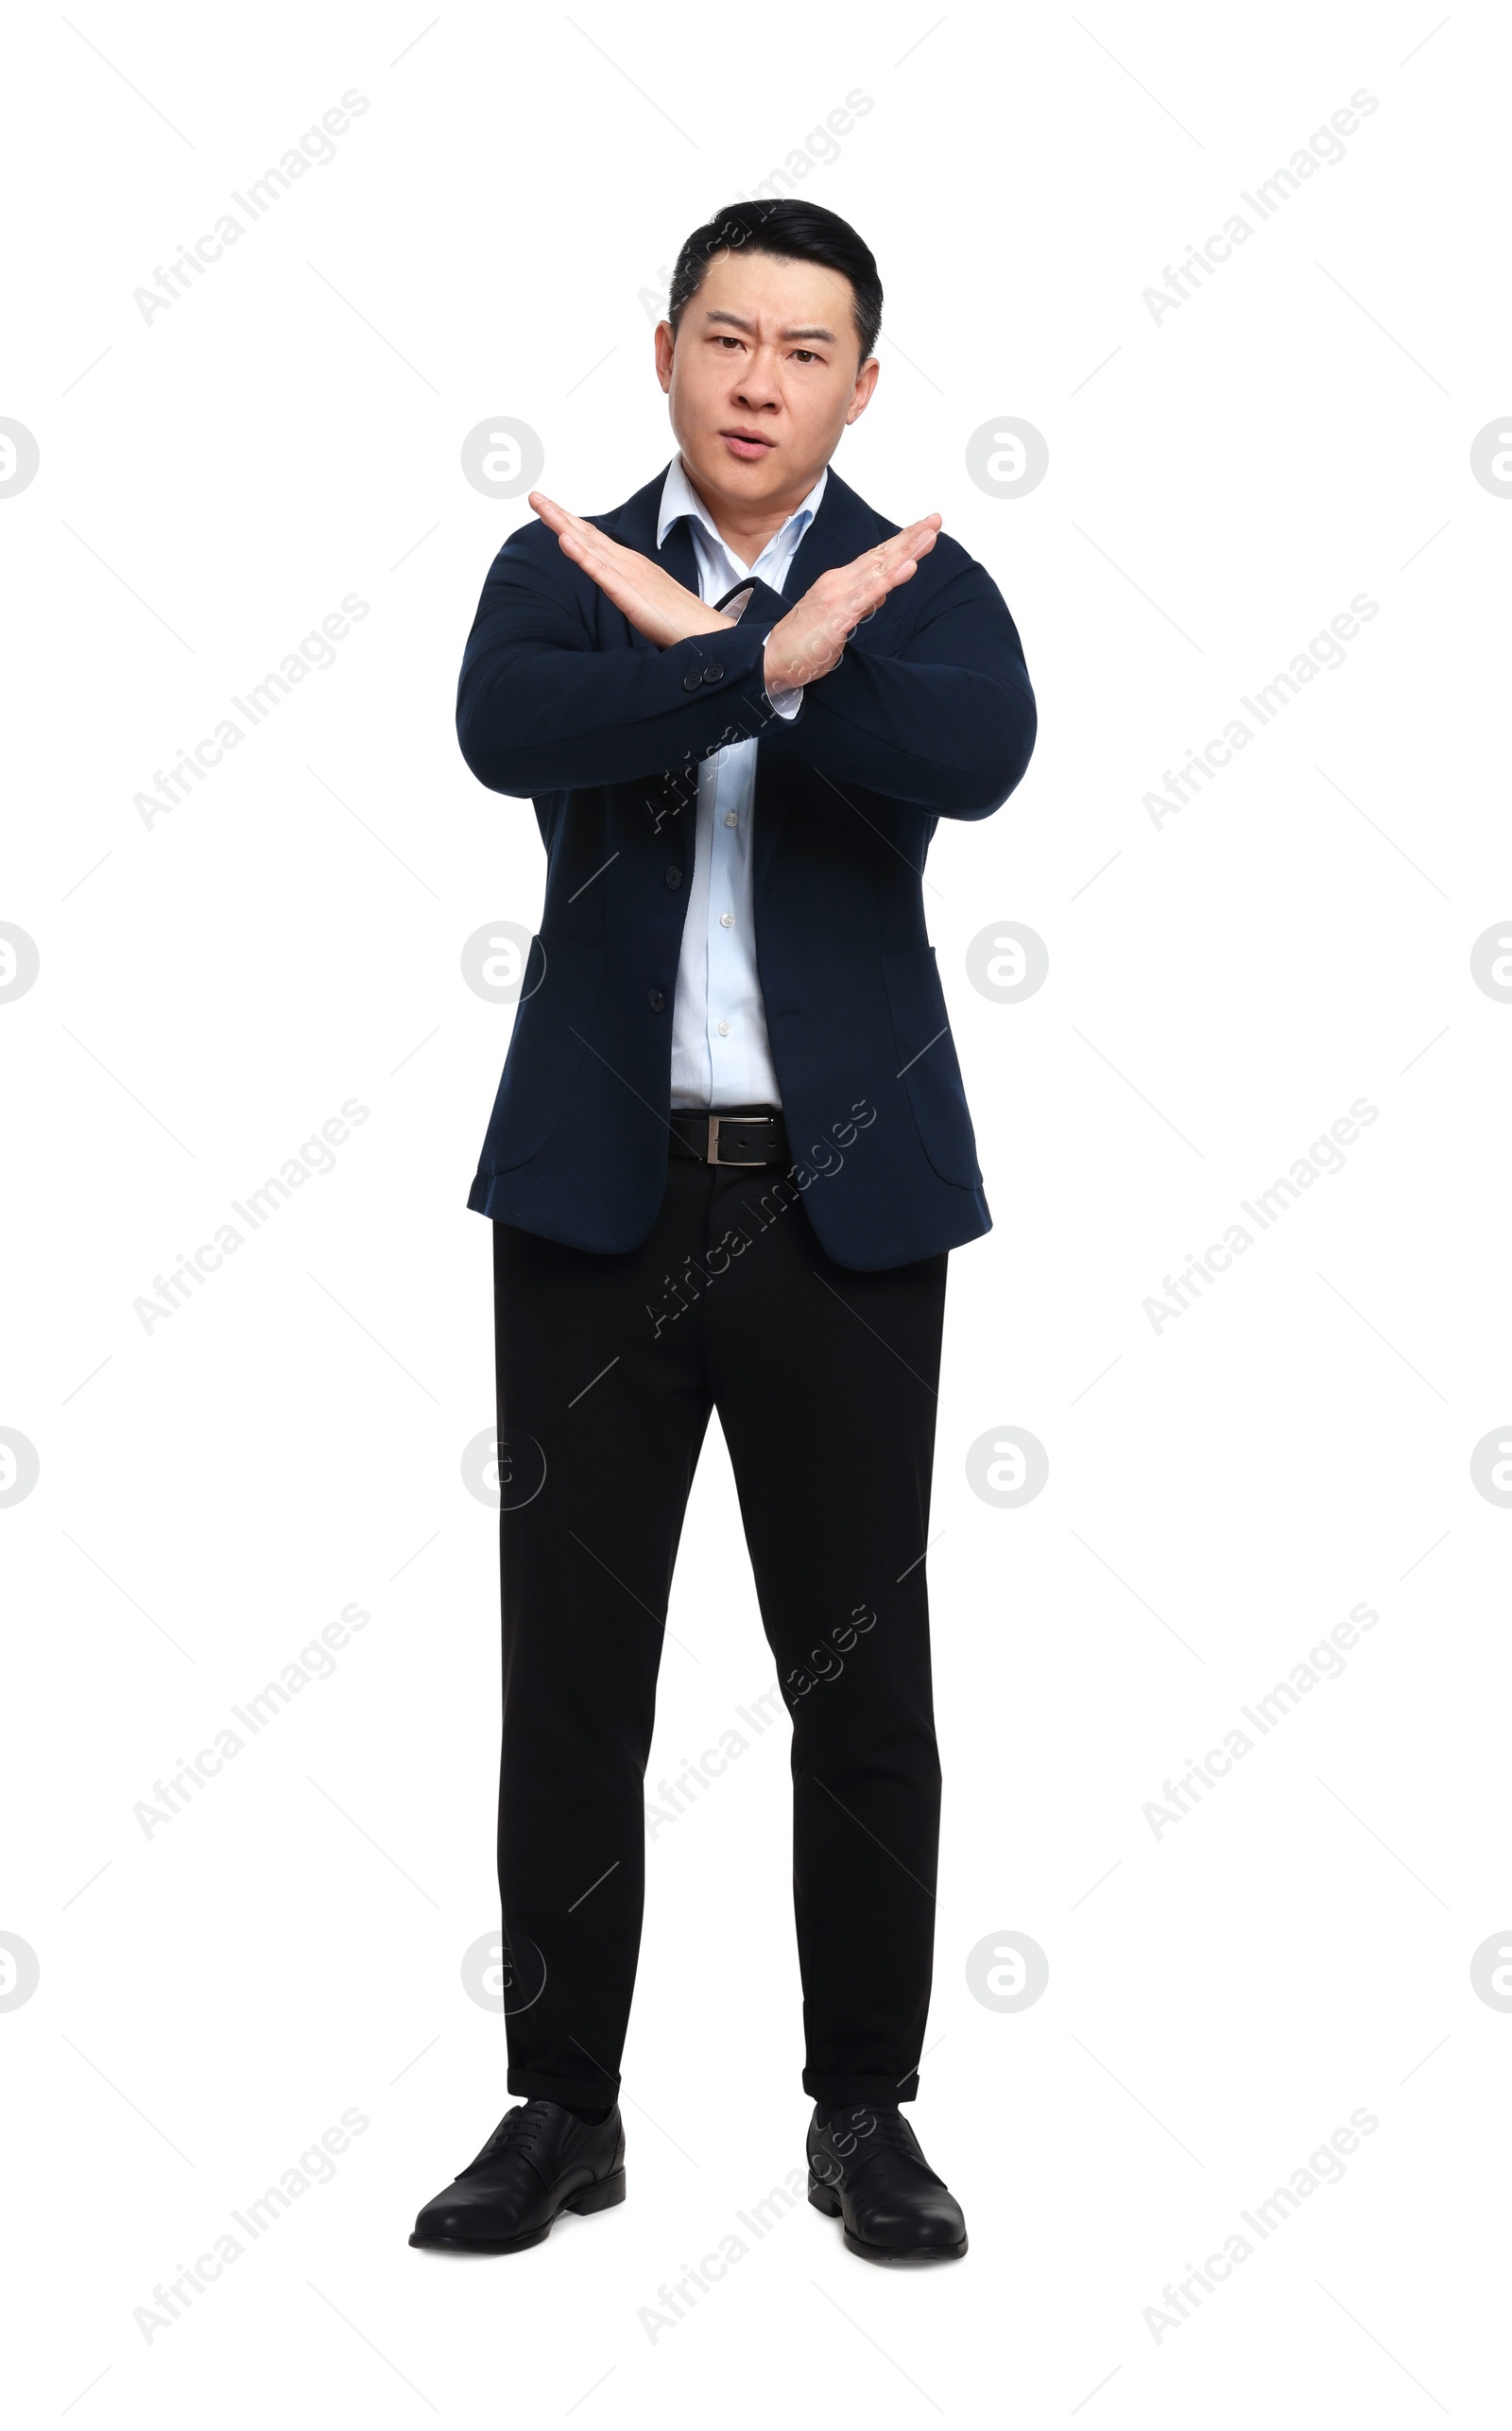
657, 452, 829, 574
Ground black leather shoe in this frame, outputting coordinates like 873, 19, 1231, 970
409, 2098, 626, 2254
807, 2102, 967, 2263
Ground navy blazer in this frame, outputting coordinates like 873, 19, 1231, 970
456, 460, 1036, 1269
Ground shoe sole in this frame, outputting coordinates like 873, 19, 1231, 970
808, 2175, 968, 2264
409, 2167, 627, 2255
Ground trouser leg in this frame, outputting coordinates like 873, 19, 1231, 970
490, 1167, 712, 2106
696, 1165, 948, 2107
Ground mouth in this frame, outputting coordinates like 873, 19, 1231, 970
720, 429, 775, 461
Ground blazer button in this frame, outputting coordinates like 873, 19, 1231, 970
681, 670, 702, 692
665, 866, 683, 889
702, 663, 724, 683
647, 987, 665, 1011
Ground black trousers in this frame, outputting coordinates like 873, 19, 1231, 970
490, 1126, 948, 2110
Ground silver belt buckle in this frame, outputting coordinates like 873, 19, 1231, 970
707, 1114, 769, 1167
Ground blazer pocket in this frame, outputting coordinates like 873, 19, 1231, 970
479, 933, 604, 1172
882, 944, 984, 1190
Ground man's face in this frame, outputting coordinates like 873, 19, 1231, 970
656, 248, 878, 512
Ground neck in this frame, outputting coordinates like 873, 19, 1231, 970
679, 456, 819, 568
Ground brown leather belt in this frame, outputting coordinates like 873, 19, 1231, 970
668, 1109, 790, 1168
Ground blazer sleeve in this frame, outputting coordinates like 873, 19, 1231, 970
724, 546, 1037, 819
455, 519, 791, 797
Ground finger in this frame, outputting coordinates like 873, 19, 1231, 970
532, 492, 613, 562
529, 491, 575, 534
556, 521, 623, 581
878, 548, 926, 595
853, 565, 916, 625
839, 560, 919, 629
854, 522, 936, 583
874, 516, 938, 553
852, 555, 918, 612
554, 531, 605, 580
546, 519, 624, 598
537, 503, 601, 561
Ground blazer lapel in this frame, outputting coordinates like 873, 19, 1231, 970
774, 463, 875, 597
655, 510, 699, 597
596, 464, 696, 624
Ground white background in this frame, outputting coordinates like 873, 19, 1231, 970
4, 1, 1509, 2421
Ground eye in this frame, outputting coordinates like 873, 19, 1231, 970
792, 349, 819, 364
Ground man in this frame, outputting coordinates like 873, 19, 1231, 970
409, 199, 1035, 2267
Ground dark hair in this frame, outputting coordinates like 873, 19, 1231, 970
667, 199, 882, 369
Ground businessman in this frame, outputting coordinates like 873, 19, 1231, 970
410, 198, 1035, 2267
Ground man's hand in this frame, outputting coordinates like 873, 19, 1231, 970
530, 491, 733, 647
763, 517, 941, 697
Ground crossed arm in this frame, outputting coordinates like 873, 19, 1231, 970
528, 491, 942, 695
455, 491, 1036, 818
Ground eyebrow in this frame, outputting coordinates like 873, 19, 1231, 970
701, 309, 838, 343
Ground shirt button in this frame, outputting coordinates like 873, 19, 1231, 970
681, 671, 701, 692
665, 866, 682, 888
719, 911, 734, 928
716, 1020, 731, 1037
724, 811, 739, 827
702, 663, 724, 683
647, 988, 665, 1011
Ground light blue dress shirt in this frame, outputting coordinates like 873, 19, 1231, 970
658, 453, 828, 1110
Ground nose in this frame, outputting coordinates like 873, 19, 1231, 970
733, 347, 782, 408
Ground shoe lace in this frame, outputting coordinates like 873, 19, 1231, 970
820, 2104, 924, 2174
465, 2098, 557, 2174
